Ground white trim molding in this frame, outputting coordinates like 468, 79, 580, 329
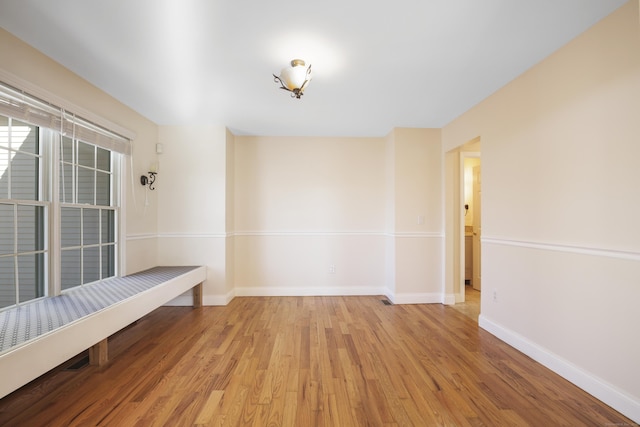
235, 285, 388, 298
158, 233, 229, 239
479, 315, 640, 423
390, 292, 444, 305
233, 230, 385, 237
390, 231, 444, 239
483, 236, 640, 262
138, 231, 446, 239
164, 290, 235, 307
232, 230, 444, 238
204, 290, 236, 306
442, 293, 457, 305
126, 233, 157, 241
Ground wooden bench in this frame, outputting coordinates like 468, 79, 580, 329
0, 265, 206, 399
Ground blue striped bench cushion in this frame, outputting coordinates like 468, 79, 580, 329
0, 266, 201, 355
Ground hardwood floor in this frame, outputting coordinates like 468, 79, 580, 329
0, 296, 633, 426
450, 285, 480, 322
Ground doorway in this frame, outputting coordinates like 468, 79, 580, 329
459, 153, 481, 321
444, 137, 481, 321
464, 156, 481, 292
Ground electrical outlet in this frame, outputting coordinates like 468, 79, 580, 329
493, 290, 498, 302
329, 265, 336, 274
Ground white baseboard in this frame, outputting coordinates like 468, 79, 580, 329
479, 315, 640, 423
443, 293, 457, 305
234, 286, 388, 298
390, 293, 443, 305
162, 288, 444, 306
204, 291, 235, 306
163, 290, 235, 306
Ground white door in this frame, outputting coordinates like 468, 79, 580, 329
472, 165, 482, 291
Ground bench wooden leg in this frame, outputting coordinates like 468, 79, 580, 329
193, 282, 203, 308
89, 338, 108, 366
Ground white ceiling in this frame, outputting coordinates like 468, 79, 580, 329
0, 0, 627, 137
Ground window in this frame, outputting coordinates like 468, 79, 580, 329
0, 117, 47, 308
0, 81, 130, 309
60, 137, 117, 290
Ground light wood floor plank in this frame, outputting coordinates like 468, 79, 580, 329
0, 296, 634, 426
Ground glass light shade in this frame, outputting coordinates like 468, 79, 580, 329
279, 60, 311, 90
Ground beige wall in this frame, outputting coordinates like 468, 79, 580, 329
234, 136, 387, 232
5, 3, 639, 419
443, 1, 640, 420
230, 132, 444, 301
387, 128, 444, 303
233, 135, 388, 296
156, 125, 232, 304
149, 130, 446, 301
0, 28, 159, 275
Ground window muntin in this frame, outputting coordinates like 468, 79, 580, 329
0, 117, 41, 201
0, 117, 47, 309
59, 136, 116, 291
60, 137, 112, 206
60, 205, 116, 290
0, 112, 121, 308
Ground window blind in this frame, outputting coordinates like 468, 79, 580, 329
0, 81, 131, 155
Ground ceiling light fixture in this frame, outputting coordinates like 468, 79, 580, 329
273, 59, 312, 99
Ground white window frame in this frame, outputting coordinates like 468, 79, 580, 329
0, 74, 132, 306
0, 118, 49, 307
55, 135, 122, 293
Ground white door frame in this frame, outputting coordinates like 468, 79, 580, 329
458, 151, 480, 302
